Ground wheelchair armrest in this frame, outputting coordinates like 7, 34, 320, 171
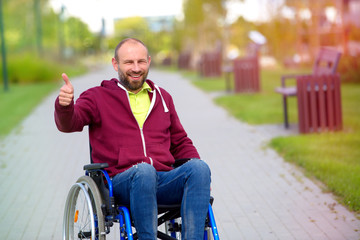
172, 158, 191, 168
84, 163, 109, 171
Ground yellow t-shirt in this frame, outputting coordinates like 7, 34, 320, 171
128, 82, 151, 128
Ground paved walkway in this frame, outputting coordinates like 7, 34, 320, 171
0, 65, 359, 240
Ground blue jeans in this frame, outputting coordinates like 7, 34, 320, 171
112, 159, 211, 240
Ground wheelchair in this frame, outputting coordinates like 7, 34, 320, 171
63, 161, 220, 240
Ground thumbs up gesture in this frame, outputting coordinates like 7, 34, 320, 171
59, 73, 74, 106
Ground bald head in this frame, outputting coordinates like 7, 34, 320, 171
114, 38, 149, 61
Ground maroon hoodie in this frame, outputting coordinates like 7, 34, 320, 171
54, 78, 200, 177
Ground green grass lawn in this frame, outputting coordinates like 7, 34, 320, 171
0, 82, 58, 137
186, 67, 360, 213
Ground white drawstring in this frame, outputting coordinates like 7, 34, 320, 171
154, 85, 169, 113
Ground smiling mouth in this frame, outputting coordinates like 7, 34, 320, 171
128, 72, 142, 80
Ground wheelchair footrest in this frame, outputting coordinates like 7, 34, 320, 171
167, 222, 181, 232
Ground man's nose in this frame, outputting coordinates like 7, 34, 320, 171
132, 62, 141, 72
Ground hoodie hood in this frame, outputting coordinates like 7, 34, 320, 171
101, 78, 169, 113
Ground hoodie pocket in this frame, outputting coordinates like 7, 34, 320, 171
117, 146, 148, 168
147, 143, 174, 166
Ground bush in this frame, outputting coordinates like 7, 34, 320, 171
4, 53, 63, 84
338, 54, 360, 83
0, 52, 89, 84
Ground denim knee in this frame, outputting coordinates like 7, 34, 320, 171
187, 159, 211, 184
131, 163, 157, 184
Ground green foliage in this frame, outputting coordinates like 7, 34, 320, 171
2, 0, 98, 59
256, 18, 299, 61
63, 17, 96, 55
183, 0, 205, 27
229, 17, 256, 50
338, 54, 360, 83
110, 17, 171, 58
183, 0, 226, 27
0, 51, 88, 85
113, 17, 150, 41
5, 53, 62, 83
181, 0, 226, 50
3, 0, 37, 51
2, 52, 88, 84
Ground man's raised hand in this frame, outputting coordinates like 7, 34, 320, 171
58, 73, 74, 106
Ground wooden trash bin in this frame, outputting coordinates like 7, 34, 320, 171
296, 74, 342, 134
275, 47, 342, 128
199, 52, 222, 77
178, 52, 191, 70
233, 56, 260, 93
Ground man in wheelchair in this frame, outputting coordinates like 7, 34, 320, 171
55, 38, 212, 239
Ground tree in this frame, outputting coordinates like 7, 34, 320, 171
282, 0, 338, 58
2, 0, 95, 58
182, 0, 227, 52
112, 17, 151, 45
228, 16, 254, 53
110, 16, 177, 63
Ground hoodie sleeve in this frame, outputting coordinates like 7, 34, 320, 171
165, 91, 200, 160
54, 89, 100, 133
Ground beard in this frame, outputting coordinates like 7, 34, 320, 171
117, 68, 149, 92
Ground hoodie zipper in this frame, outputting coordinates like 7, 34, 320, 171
117, 81, 168, 167
139, 88, 156, 165
117, 81, 157, 165
139, 128, 153, 165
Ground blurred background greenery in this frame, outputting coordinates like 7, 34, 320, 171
1, 0, 359, 87
0, 0, 359, 212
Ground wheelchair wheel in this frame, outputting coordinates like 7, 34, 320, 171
63, 176, 106, 240
205, 228, 214, 240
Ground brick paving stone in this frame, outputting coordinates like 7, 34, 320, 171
0, 65, 359, 240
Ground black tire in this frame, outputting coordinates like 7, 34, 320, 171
63, 176, 105, 240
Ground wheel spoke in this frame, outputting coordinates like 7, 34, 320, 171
63, 176, 105, 240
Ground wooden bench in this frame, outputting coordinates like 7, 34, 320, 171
296, 74, 342, 133
275, 47, 342, 128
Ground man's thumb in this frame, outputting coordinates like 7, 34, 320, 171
62, 73, 71, 86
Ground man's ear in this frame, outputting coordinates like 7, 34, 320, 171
112, 58, 119, 71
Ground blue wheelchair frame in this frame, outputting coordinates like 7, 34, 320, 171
84, 162, 220, 240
